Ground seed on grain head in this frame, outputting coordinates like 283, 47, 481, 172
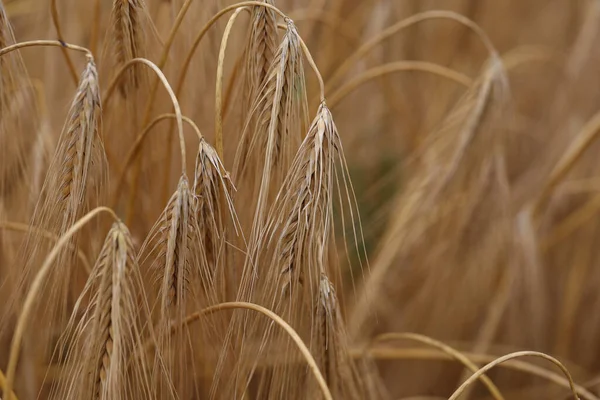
234, 20, 309, 250
110, 0, 146, 95
142, 175, 197, 311
55, 58, 107, 232
235, 20, 308, 178
244, 0, 278, 107
270, 103, 338, 302
50, 222, 153, 400
139, 173, 219, 326
193, 139, 237, 289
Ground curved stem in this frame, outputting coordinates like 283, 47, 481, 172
0, 222, 92, 275
0, 40, 92, 60
49, 0, 79, 85
368, 333, 504, 400
3, 207, 119, 399
155, 301, 333, 400
215, 7, 248, 161
104, 58, 186, 223
327, 61, 472, 109
175, 1, 301, 106
357, 347, 597, 400
326, 10, 498, 93
532, 110, 600, 218
113, 114, 203, 207
448, 351, 580, 400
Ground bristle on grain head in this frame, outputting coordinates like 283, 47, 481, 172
0, 3, 26, 99
110, 0, 146, 95
49, 221, 154, 400
139, 173, 221, 397
258, 102, 341, 307
236, 19, 307, 177
233, 19, 309, 240
193, 139, 237, 280
140, 173, 217, 321
13, 58, 107, 358
313, 274, 367, 400
193, 138, 236, 221
244, 0, 278, 106
57, 58, 106, 231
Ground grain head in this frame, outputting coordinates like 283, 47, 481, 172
49, 221, 154, 400
193, 138, 237, 302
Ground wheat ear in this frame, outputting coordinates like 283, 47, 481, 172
49, 222, 154, 399
234, 19, 308, 241
193, 138, 239, 302
108, 0, 149, 96
14, 56, 108, 348
138, 174, 219, 397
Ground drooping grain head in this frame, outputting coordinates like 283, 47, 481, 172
234, 20, 309, 243
311, 274, 367, 400
55, 58, 107, 233
222, 104, 350, 400
8, 59, 108, 376
243, 0, 278, 113
236, 19, 308, 175
139, 173, 221, 397
109, 0, 147, 96
49, 221, 154, 400
193, 138, 237, 301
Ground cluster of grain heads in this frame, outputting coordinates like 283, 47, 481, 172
49, 221, 154, 400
